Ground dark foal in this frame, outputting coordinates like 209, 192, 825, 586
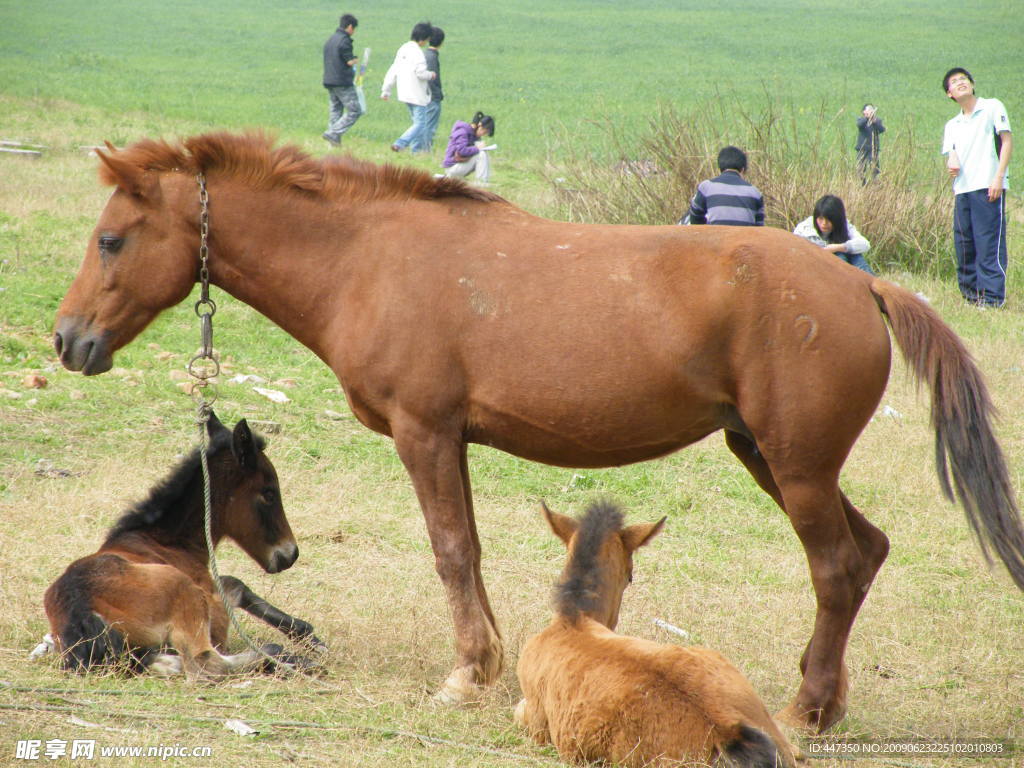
43, 414, 324, 678
516, 502, 798, 768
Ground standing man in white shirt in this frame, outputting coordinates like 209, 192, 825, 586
941, 67, 1013, 307
381, 22, 436, 154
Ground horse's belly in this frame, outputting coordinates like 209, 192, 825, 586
466, 396, 723, 468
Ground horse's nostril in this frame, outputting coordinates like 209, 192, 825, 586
53, 333, 63, 356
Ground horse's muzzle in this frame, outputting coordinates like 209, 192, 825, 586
53, 317, 114, 376
266, 542, 299, 574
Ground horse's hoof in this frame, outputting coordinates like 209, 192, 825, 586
433, 667, 483, 706
775, 700, 845, 734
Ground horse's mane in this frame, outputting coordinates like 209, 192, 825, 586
102, 428, 263, 544
98, 131, 504, 205
555, 501, 625, 620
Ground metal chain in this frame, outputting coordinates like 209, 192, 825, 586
189, 173, 273, 665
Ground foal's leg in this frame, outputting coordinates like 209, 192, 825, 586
391, 421, 503, 702
162, 582, 292, 680
218, 575, 327, 651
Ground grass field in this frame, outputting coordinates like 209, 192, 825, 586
2, 1, 1024, 766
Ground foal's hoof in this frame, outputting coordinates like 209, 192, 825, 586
257, 643, 326, 677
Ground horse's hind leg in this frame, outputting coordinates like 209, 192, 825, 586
218, 575, 327, 651
772, 477, 884, 732
726, 430, 888, 732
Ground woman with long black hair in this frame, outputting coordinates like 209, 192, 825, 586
793, 194, 874, 274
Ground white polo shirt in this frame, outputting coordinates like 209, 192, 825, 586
942, 97, 1011, 195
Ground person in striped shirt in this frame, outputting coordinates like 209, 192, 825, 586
679, 146, 765, 226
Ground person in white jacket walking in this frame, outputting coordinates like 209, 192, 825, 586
381, 22, 436, 153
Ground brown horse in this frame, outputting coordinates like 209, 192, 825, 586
53, 133, 1023, 729
43, 413, 323, 678
516, 501, 798, 767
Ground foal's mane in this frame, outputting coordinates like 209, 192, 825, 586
102, 428, 262, 544
555, 501, 625, 620
99, 132, 504, 205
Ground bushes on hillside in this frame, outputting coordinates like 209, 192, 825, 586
552, 97, 953, 276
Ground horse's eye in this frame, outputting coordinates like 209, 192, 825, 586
98, 234, 124, 255
260, 488, 278, 505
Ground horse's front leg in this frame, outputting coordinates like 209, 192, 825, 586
392, 422, 503, 703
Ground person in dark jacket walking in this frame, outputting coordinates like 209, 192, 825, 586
855, 104, 885, 182
420, 27, 445, 152
322, 14, 361, 147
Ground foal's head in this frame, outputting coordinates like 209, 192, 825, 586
210, 415, 298, 574
544, 501, 665, 629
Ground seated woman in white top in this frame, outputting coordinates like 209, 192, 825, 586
793, 194, 874, 275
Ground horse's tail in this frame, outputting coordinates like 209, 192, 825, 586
716, 724, 780, 768
870, 279, 1024, 590
44, 561, 128, 672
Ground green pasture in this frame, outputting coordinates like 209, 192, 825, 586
2, 0, 1022, 172
2, 1, 1024, 766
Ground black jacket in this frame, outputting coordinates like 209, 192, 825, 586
323, 29, 355, 87
424, 47, 443, 102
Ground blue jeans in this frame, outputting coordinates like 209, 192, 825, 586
420, 100, 442, 151
835, 251, 875, 275
393, 103, 430, 152
953, 189, 1008, 306
324, 86, 362, 140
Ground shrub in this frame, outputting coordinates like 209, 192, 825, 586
552, 96, 953, 277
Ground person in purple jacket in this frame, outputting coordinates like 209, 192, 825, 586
443, 112, 495, 183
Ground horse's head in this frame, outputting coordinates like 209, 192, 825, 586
212, 415, 298, 574
544, 501, 665, 630
54, 146, 199, 375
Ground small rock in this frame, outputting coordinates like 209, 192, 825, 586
253, 386, 289, 404
324, 410, 347, 420
223, 718, 259, 737
228, 374, 266, 385
272, 378, 298, 389
248, 420, 282, 434
22, 374, 47, 389
69, 390, 87, 401
168, 370, 190, 382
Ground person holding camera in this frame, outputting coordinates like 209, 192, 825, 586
855, 104, 885, 182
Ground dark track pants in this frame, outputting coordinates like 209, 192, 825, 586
953, 189, 1008, 306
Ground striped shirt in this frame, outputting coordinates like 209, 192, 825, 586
680, 171, 765, 226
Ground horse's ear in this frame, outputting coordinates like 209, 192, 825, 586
541, 501, 578, 546
231, 419, 259, 469
96, 148, 160, 200
621, 516, 667, 553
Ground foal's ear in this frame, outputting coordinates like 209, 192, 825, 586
620, 516, 667, 553
231, 419, 259, 470
541, 501, 579, 546
96, 148, 160, 200
205, 410, 227, 435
